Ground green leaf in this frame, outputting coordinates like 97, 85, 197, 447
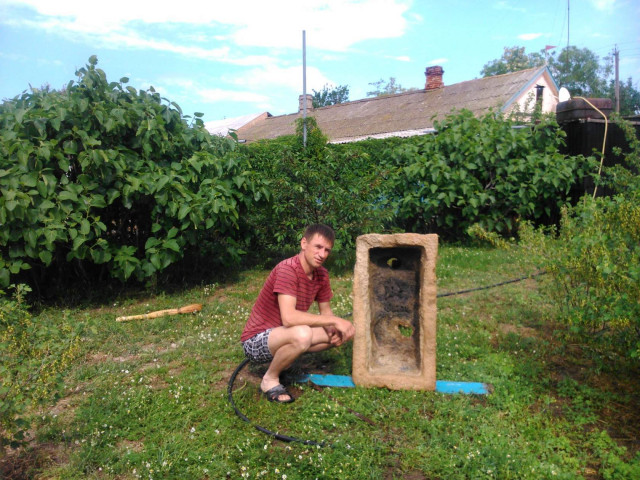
58, 190, 78, 202
164, 239, 180, 252
177, 203, 191, 220
80, 219, 91, 235
39, 250, 53, 265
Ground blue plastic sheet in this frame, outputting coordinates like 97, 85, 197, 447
297, 374, 490, 395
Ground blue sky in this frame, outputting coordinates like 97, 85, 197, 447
1, 0, 638, 127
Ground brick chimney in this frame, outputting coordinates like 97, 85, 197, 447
425, 66, 444, 90
298, 94, 313, 113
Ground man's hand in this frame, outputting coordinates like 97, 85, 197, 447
323, 325, 341, 346
330, 317, 355, 346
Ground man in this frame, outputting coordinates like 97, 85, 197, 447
240, 224, 355, 403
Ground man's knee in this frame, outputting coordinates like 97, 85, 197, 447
288, 325, 314, 351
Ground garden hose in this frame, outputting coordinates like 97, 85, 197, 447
227, 357, 326, 446
436, 270, 547, 298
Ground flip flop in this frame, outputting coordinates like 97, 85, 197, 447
263, 384, 294, 403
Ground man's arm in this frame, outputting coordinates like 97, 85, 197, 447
278, 295, 354, 344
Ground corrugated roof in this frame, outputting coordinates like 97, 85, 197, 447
236, 67, 554, 144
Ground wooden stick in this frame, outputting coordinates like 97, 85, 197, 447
116, 303, 202, 322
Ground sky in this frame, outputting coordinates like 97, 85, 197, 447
1, 0, 639, 128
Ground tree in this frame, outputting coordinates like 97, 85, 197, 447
367, 77, 415, 97
311, 84, 349, 108
547, 46, 612, 97
608, 77, 640, 116
481, 46, 545, 77
482, 45, 640, 115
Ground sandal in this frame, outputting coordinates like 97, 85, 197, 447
263, 384, 294, 403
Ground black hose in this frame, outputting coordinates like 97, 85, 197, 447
437, 270, 547, 298
227, 357, 326, 446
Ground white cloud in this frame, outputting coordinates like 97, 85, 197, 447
427, 57, 448, 65
590, 0, 616, 11
518, 33, 543, 41
2, 0, 412, 54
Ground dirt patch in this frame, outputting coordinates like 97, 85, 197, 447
0, 443, 69, 480
87, 352, 140, 365
498, 323, 538, 338
116, 439, 144, 454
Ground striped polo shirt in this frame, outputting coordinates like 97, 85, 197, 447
240, 254, 333, 342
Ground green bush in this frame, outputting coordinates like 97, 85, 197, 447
0, 56, 267, 290
240, 117, 393, 263
554, 197, 639, 356
0, 285, 81, 447
520, 117, 640, 360
382, 109, 594, 237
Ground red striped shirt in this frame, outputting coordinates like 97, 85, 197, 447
240, 255, 333, 342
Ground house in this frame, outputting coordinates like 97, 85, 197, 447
235, 65, 559, 144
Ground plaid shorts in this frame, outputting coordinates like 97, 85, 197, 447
242, 328, 273, 363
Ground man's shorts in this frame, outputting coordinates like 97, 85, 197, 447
242, 328, 273, 363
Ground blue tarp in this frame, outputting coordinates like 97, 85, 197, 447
297, 374, 490, 395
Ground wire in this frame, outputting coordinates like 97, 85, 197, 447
436, 270, 547, 298
572, 96, 608, 199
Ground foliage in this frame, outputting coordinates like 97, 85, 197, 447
481, 46, 545, 77
548, 46, 613, 97
0, 56, 267, 291
607, 77, 640, 116
521, 196, 640, 359
0, 284, 81, 447
520, 117, 640, 360
366, 77, 416, 97
311, 84, 350, 108
380, 109, 593, 237
239, 117, 393, 264
602, 115, 640, 195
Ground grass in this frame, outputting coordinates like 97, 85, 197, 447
2, 244, 640, 479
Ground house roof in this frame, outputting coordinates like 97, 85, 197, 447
205, 111, 270, 137
236, 66, 558, 144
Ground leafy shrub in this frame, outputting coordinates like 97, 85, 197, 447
381, 109, 594, 238
0, 285, 81, 447
520, 117, 640, 360
0, 56, 267, 291
240, 117, 393, 264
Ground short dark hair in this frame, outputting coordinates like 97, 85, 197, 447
303, 224, 335, 245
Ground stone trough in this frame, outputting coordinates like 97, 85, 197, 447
352, 233, 438, 390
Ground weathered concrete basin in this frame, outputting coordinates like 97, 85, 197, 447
352, 233, 438, 390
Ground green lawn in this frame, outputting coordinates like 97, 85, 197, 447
2, 245, 639, 479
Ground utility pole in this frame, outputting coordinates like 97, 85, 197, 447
567, 0, 570, 49
614, 45, 620, 113
302, 30, 307, 148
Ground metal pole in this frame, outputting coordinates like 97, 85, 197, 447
614, 46, 620, 113
567, 0, 570, 49
302, 30, 307, 148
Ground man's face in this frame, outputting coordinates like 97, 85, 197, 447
300, 234, 333, 270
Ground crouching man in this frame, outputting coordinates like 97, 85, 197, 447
240, 224, 355, 403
